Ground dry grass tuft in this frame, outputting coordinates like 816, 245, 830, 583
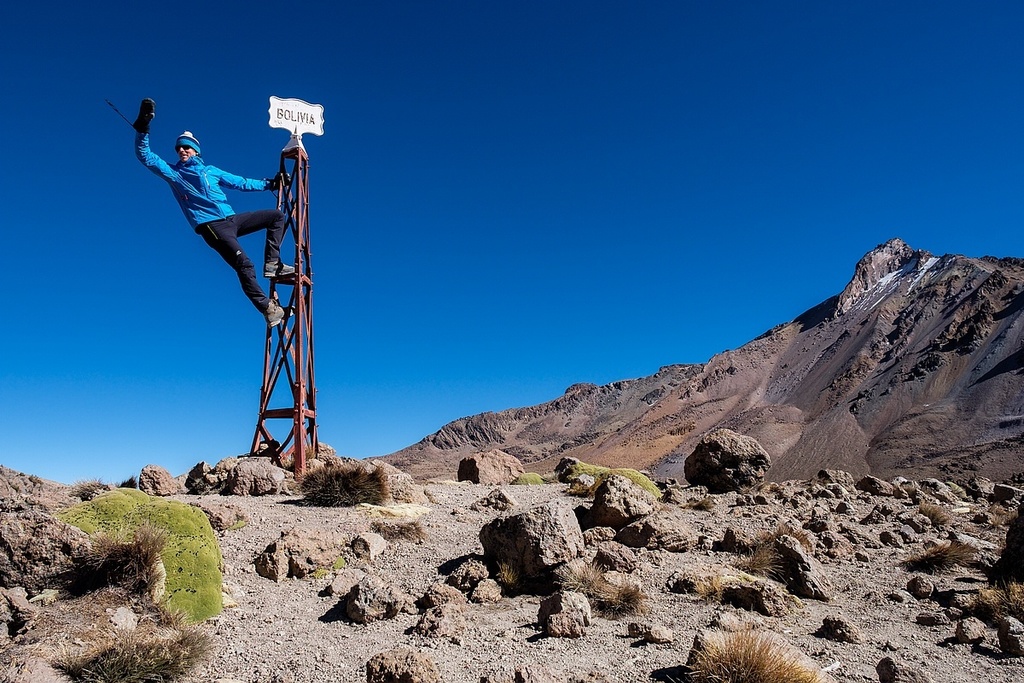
370, 519, 428, 543
595, 582, 650, 618
555, 560, 607, 597
80, 524, 168, 597
56, 620, 211, 683
693, 574, 726, 601
989, 505, 1019, 528
972, 581, 1024, 622
734, 544, 783, 580
495, 561, 521, 593
686, 496, 717, 511
688, 630, 823, 683
299, 463, 390, 507
70, 479, 110, 501
918, 502, 952, 527
902, 541, 977, 574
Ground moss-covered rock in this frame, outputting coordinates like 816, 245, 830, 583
513, 473, 546, 485
564, 463, 661, 499
57, 489, 223, 621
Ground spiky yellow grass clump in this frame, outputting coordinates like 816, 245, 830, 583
902, 540, 977, 574
688, 630, 823, 683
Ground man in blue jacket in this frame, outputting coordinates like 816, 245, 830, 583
132, 98, 291, 327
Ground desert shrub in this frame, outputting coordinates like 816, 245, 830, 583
512, 473, 545, 485
595, 582, 650, 618
732, 522, 810, 578
693, 574, 725, 601
495, 561, 521, 594
918, 502, 952, 527
79, 524, 168, 597
734, 545, 783, 580
299, 463, 389, 507
117, 476, 139, 489
688, 630, 823, 683
902, 541, 977, 573
990, 505, 1019, 528
972, 581, 1024, 622
555, 560, 607, 597
71, 479, 110, 501
686, 496, 717, 511
56, 619, 211, 683
946, 481, 967, 499
370, 519, 428, 543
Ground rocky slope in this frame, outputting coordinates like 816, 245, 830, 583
384, 239, 1024, 483
3, 463, 1023, 683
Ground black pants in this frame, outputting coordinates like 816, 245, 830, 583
196, 209, 287, 312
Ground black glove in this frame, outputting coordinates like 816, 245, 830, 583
267, 171, 291, 191
133, 98, 155, 134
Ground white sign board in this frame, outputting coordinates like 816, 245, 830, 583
269, 97, 324, 136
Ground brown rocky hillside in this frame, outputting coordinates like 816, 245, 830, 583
384, 239, 1024, 483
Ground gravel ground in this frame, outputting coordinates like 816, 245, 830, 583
165, 481, 1022, 683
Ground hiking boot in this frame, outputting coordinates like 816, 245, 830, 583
264, 261, 296, 278
264, 300, 285, 327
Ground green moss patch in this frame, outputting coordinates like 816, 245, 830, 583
58, 489, 223, 622
565, 463, 661, 499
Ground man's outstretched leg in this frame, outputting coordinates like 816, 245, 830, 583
232, 210, 293, 278
197, 218, 284, 326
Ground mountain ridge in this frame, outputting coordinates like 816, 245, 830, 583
382, 239, 1024, 484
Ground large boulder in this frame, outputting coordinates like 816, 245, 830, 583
480, 500, 585, 585
57, 489, 223, 621
223, 457, 287, 496
586, 474, 658, 530
185, 458, 239, 495
990, 500, 1024, 583
138, 464, 182, 497
0, 510, 89, 592
458, 450, 525, 485
772, 535, 831, 601
683, 429, 771, 493
346, 575, 409, 623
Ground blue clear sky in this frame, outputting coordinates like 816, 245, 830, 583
3, 1, 1023, 484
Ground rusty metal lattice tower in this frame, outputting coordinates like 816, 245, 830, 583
251, 134, 318, 474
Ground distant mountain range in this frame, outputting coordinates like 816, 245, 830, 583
383, 239, 1024, 484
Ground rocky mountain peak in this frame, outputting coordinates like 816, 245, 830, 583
835, 238, 931, 317
384, 239, 1024, 485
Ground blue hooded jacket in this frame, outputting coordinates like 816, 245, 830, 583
135, 131, 270, 228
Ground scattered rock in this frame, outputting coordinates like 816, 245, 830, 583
458, 450, 525, 485
997, 616, 1024, 656
772, 534, 831, 601
955, 617, 987, 644
254, 527, 350, 581
414, 602, 466, 641
470, 488, 519, 512
223, 457, 287, 496
347, 575, 409, 624
990, 500, 1024, 583
365, 647, 440, 683
138, 464, 182, 496
593, 541, 638, 573
817, 615, 863, 643
446, 558, 490, 592
470, 578, 503, 603
876, 656, 933, 683
538, 591, 591, 638
352, 532, 388, 562
195, 501, 248, 532
614, 509, 697, 552
906, 576, 934, 600
857, 475, 896, 497
585, 474, 658, 530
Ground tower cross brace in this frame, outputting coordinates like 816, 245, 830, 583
251, 136, 318, 474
